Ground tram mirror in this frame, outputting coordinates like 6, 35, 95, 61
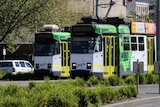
139, 62, 144, 73
133, 61, 138, 73
154, 61, 160, 74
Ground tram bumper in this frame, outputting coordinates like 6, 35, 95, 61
70, 70, 92, 78
34, 69, 52, 76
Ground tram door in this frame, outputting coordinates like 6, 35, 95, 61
147, 37, 155, 73
103, 36, 118, 78
61, 41, 70, 77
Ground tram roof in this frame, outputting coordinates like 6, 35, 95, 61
52, 32, 71, 40
94, 24, 117, 34
35, 32, 70, 41
118, 25, 130, 34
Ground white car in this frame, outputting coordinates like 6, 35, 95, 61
0, 60, 34, 75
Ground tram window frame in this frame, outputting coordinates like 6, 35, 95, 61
138, 37, 145, 51
123, 36, 130, 51
131, 37, 137, 51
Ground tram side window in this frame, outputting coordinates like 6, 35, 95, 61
138, 37, 144, 51
95, 36, 102, 52
54, 42, 60, 55
131, 37, 137, 51
123, 36, 130, 51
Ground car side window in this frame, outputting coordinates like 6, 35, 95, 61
20, 62, 25, 67
0, 62, 12, 67
25, 62, 32, 68
15, 62, 20, 67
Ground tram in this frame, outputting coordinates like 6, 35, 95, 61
70, 16, 156, 79
33, 24, 71, 78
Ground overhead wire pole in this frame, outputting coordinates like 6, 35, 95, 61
104, 0, 115, 19
96, 0, 99, 16
156, 0, 160, 94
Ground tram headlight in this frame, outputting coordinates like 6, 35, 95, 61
72, 63, 76, 69
36, 64, 39, 69
48, 63, 51, 69
87, 63, 91, 69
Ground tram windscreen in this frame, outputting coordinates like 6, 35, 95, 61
34, 33, 60, 56
34, 42, 60, 56
71, 36, 96, 53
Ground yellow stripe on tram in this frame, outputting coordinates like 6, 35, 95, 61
52, 64, 61, 68
92, 64, 103, 68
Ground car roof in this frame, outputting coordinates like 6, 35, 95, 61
0, 60, 29, 62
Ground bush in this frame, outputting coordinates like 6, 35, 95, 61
86, 76, 100, 87
73, 77, 85, 87
0, 71, 8, 79
86, 89, 101, 107
101, 79, 110, 86
108, 75, 125, 86
28, 81, 36, 89
128, 85, 137, 97
125, 75, 136, 85
0, 77, 138, 107
73, 87, 88, 107
139, 74, 146, 85
96, 86, 115, 104
118, 86, 132, 99
145, 73, 158, 84
47, 88, 78, 107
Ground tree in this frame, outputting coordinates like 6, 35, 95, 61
0, 0, 90, 52
0, 0, 52, 52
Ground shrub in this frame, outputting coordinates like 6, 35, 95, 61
73, 87, 88, 107
128, 85, 137, 97
118, 86, 132, 99
28, 81, 36, 89
0, 71, 8, 79
101, 79, 110, 86
138, 74, 146, 85
47, 88, 78, 107
145, 73, 158, 84
86, 89, 101, 107
125, 75, 136, 85
73, 77, 85, 87
86, 76, 100, 87
96, 86, 115, 104
3, 84, 21, 96
108, 75, 125, 86
1, 95, 21, 107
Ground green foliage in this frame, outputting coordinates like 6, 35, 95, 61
28, 81, 36, 89
86, 76, 100, 87
47, 85, 78, 107
101, 79, 110, 86
128, 85, 137, 97
73, 87, 88, 107
118, 86, 132, 99
3, 84, 21, 96
0, 78, 139, 107
139, 74, 146, 85
72, 77, 85, 87
86, 89, 101, 107
125, 75, 136, 85
96, 86, 114, 104
145, 73, 159, 84
0, 71, 8, 79
108, 75, 125, 86
0, 0, 90, 52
